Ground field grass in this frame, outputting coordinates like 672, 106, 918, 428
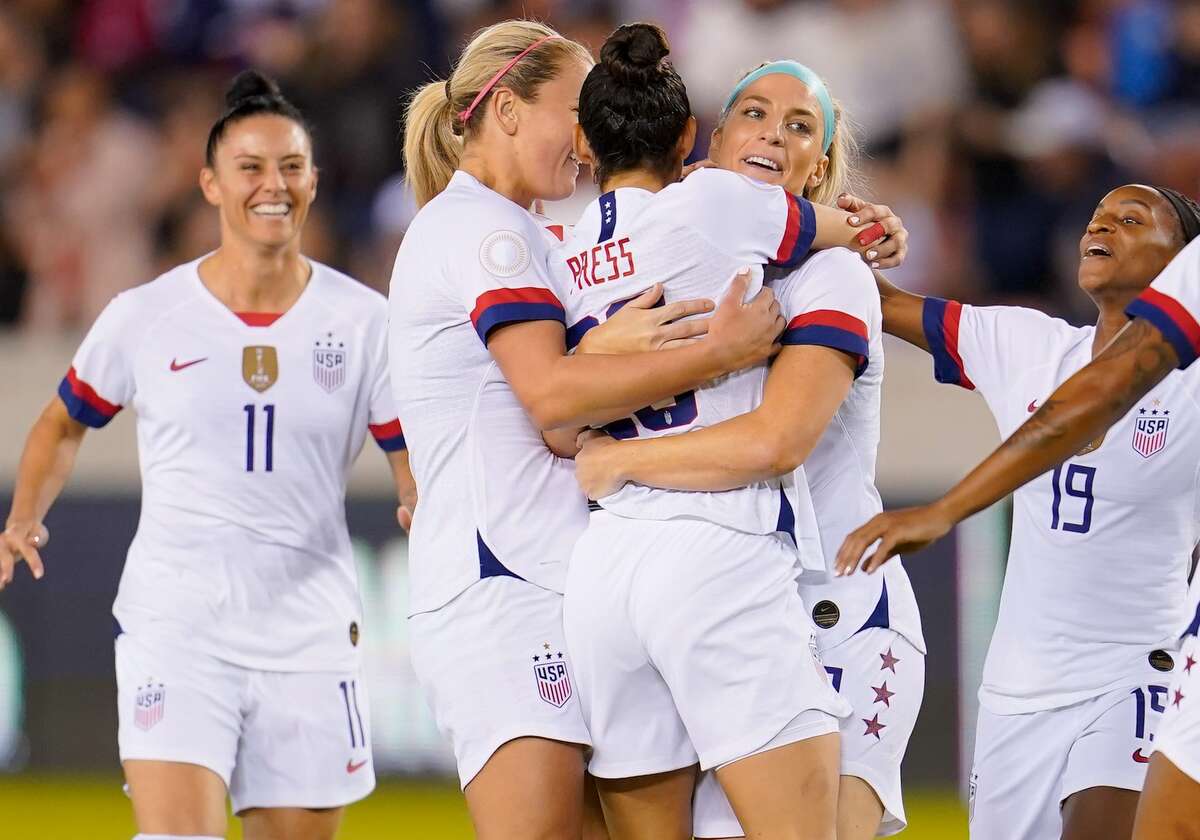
0, 776, 966, 839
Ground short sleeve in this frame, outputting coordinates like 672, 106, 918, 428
1126, 237, 1200, 369
364, 312, 405, 452
456, 216, 566, 346
677, 169, 816, 269
922, 298, 1060, 401
58, 294, 137, 428
777, 249, 874, 377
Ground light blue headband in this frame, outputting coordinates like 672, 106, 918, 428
722, 60, 835, 154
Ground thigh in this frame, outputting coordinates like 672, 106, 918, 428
464, 736, 588, 840
715, 731, 840, 840
970, 706, 1074, 840
230, 668, 375, 814
116, 633, 241, 834
837, 776, 886, 840
241, 806, 344, 840
410, 577, 592, 789
594, 765, 697, 840
1133, 753, 1200, 840
565, 518, 695, 779
123, 759, 229, 836
826, 629, 925, 837
1061, 787, 1139, 840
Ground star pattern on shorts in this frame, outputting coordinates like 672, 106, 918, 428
1174, 689, 1186, 709
863, 714, 886, 740
1186, 655, 1196, 675
879, 648, 900, 673
872, 682, 895, 707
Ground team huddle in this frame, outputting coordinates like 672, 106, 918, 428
3, 13, 1200, 840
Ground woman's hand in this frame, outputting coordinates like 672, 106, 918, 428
578, 284, 715, 355
681, 159, 717, 179
837, 193, 908, 270
1, 519, 49, 589
704, 270, 784, 372
574, 430, 627, 499
834, 502, 955, 576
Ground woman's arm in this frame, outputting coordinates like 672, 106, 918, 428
385, 449, 418, 533
834, 317, 1178, 574
2, 398, 88, 587
874, 270, 930, 351
573, 344, 855, 497
489, 272, 784, 430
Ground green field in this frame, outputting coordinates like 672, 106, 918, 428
0, 776, 966, 839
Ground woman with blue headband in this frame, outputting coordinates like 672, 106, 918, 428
572, 58, 925, 840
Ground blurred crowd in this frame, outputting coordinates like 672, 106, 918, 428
2, 0, 1198, 331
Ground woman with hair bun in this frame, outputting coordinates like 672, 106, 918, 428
0, 70, 416, 838
390, 18, 793, 839
554, 22, 895, 840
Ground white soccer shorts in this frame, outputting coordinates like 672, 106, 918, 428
970, 671, 1175, 840
1154, 634, 1200, 784
116, 632, 374, 813
407, 575, 591, 788
563, 510, 849, 779
693, 626, 924, 837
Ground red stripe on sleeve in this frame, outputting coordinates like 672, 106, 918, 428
775, 194, 801, 264
941, 300, 975, 390
785, 309, 868, 338
369, 419, 403, 440
1140, 288, 1200, 354
469, 287, 563, 326
66, 367, 121, 417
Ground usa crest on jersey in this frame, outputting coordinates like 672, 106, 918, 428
134, 682, 165, 731
1132, 412, 1169, 458
533, 652, 573, 708
313, 334, 346, 393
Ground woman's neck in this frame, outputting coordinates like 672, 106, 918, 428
600, 170, 671, 194
199, 238, 310, 314
459, 149, 536, 211
1090, 290, 1140, 359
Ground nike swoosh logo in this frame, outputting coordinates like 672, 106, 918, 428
1133, 748, 1151, 764
1027, 400, 1038, 413
346, 759, 368, 774
170, 357, 207, 372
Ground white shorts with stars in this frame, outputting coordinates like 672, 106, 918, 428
693, 627, 925, 838
1155, 633, 1200, 784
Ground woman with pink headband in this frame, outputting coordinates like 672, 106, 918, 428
390, 20, 790, 839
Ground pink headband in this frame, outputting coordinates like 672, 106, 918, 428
457, 34, 560, 125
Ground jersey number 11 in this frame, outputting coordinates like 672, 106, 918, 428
243, 404, 276, 472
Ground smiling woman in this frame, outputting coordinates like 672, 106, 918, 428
843, 184, 1200, 840
0, 68, 417, 840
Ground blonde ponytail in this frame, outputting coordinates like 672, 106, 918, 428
404, 81, 463, 208
403, 20, 592, 208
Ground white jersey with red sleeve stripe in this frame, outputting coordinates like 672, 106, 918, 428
770, 249, 925, 653
552, 168, 821, 548
388, 171, 589, 616
57, 257, 401, 672
923, 283, 1199, 714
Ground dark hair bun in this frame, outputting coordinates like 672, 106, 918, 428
600, 23, 670, 85
225, 70, 283, 109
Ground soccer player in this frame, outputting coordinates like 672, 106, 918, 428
555, 24, 926, 840
835, 186, 1200, 839
391, 20, 792, 839
569, 57, 924, 840
0, 71, 415, 840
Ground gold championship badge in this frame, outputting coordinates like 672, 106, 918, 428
242, 346, 279, 393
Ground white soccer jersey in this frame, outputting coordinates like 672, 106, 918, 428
59, 258, 403, 672
770, 249, 925, 653
925, 287, 1199, 713
389, 171, 589, 615
552, 168, 819, 540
